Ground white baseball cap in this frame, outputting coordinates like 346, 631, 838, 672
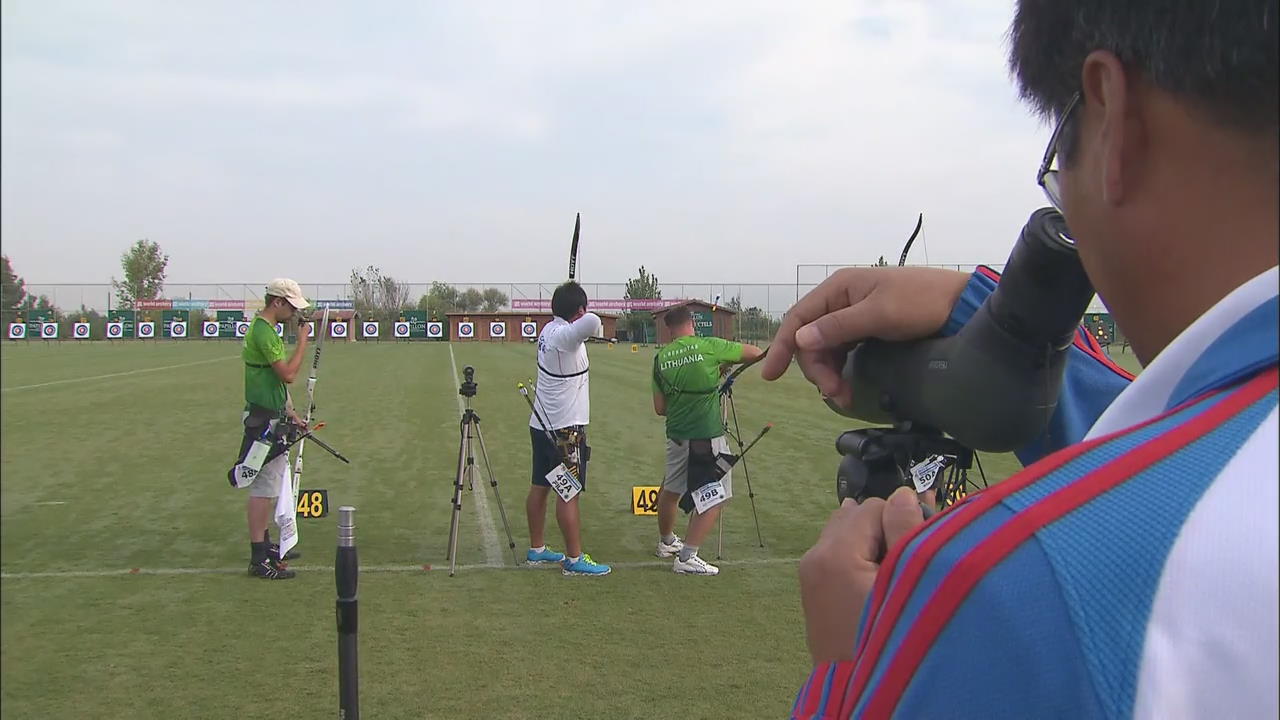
265, 278, 309, 309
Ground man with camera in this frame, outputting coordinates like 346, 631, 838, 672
776, 1, 1277, 717
525, 281, 611, 576
229, 278, 312, 580
651, 306, 763, 575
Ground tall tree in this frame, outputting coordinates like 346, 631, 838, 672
874, 255, 889, 267
349, 265, 411, 323
112, 239, 169, 309
624, 265, 662, 301
417, 281, 461, 319
480, 287, 508, 313
1, 255, 26, 325
622, 265, 662, 341
458, 288, 484, 313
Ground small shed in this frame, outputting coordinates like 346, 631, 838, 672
445, 312, 618, 342
651, 300, 737, 345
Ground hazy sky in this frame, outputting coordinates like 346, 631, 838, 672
1, 0, 1052, 286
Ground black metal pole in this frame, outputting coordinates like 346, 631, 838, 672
336, 506, 359, 720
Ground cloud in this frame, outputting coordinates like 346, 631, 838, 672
1, 0, 1053, 305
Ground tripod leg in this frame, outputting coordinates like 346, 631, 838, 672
447, 416, 469, 576
472, 423, 520, 566
727, 392, 765, 548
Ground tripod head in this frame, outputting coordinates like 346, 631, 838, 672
459, 365, 478, 398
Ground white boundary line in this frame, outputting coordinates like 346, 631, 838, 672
1, 355, 239, 392
0, 556, 799, 580
448, 343, 503, 567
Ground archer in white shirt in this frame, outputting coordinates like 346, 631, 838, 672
524, 282, 612, 576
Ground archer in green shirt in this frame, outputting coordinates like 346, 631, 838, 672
237, 278, 312, 580
650, 305, 763, 576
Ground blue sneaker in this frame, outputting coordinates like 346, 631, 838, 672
526, 547, 566, 565
562, 553, 611, 576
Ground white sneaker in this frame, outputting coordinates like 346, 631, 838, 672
673, 554, 719, 576
655, 535, 685, 558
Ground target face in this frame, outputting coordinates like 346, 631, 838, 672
107, 322, 123, 338
489, 321, 506, 338
275, 323, 284, 336
170, 322, 187, 338
303, 321, 315, 338
362, 321, 379, 338
8, 323, 26, 339
73, 322, 90, 339
41, 323, 58, 339
234, 321, 249, 338
138, 322, 155, 338
457, 322, 474, 338
427, 322, 444, 339
331, 321, 348, 338
202, 321, 219, 337
520, 321, 538, 338
393, 322, 410, 338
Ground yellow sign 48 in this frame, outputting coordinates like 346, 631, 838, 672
631, 486, 660, 515
296, 489, 330, 519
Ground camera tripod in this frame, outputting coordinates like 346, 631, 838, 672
446, 368, 518, 576
715, 382, 765, 559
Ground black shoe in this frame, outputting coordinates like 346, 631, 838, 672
268, 543, 301, 562
249, 557, 296, 579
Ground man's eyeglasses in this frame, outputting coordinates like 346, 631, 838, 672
1037, 91, 1081, 212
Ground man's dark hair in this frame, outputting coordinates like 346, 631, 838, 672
663, 306, 692, 329
1009, 0, 1278, 154
551, 282, 588, 321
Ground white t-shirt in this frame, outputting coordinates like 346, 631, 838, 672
529, 313, 602, 431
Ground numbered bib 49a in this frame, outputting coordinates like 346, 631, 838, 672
545, 464, 581, 503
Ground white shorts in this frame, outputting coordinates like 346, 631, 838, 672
663, 436, 732, 496
248, 452, 289, 498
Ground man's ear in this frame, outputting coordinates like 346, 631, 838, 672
1081, 50, 1139, 206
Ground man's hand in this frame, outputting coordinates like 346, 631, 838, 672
798, 487, 926, 664
760, 267, 970, 408
287, 410, 308, 431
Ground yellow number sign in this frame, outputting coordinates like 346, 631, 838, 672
295, 489, 330, 519
631, 486, 660, 515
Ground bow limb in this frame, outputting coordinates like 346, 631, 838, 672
896, 213, 924, 267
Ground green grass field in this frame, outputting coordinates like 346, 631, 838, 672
0, 339, 1141, 719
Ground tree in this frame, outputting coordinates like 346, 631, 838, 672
875, 255, 889, 267
726, 295, 780, 344
349, 265, 411, 324
417, 281, 461, 319
480, 287, 508, 313
624, 265, 661, 301
18, 294, 59, 321
112, 239, 169, 309
2, 255, 26, 325
622, 265, 662, 341
458, 288, 484, 313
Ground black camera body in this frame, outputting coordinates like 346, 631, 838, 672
459, 365, 478, 398
830, 208, 1095, 503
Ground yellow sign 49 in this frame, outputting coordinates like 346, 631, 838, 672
631, 486, 660, 515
